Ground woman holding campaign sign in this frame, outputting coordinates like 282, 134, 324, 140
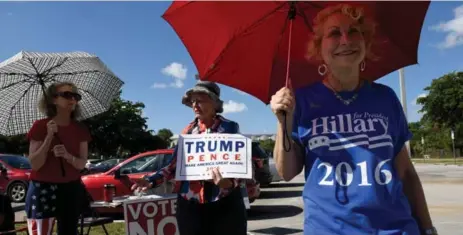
271, 4, 437, 235
132, 81, 247, 235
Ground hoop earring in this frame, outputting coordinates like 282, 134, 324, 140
318, 64, 327, 76
360, 61, 366, 72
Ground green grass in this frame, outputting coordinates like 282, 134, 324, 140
411, 158, 463, 165
15, 222, 126, 235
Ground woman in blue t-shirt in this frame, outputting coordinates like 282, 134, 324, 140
270, 4, 437, 235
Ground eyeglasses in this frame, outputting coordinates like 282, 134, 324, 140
190, 98, 209, 105
55, 91, 82, 101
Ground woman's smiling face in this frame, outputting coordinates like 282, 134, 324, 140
320, 12, 366, 70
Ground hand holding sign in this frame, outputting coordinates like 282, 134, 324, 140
131, 177, 152, 193
209, 167, 233, 189
176, 134, 253, 181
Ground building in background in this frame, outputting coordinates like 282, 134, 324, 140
169, 133, 276, 147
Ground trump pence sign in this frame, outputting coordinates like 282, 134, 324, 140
175, 133, 252, 181
124, 195, 178, 235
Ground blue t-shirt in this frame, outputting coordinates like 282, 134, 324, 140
292, 82, 419, 235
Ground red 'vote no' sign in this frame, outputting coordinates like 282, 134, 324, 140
123, 196, 179, 235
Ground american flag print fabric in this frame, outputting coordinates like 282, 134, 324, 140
27, 218, 55, 235
25, 181, 58, 235
147, 115, 242, 204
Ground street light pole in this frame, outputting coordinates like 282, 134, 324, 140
421, 136, 425, 163
451, 129, 456, 164
399, 68, 412, 158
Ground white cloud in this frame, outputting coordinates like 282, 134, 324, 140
152, 62, 188, 89
161, 62, 187, 80
140, 109, 147, 118
430, 5, 463, 49
410, 93, 427, 106
151, 83, 167, 89
408, 93, 428, 122
222, 100, 248, 114
169, 79, 184, 88
151, 80, 184, 89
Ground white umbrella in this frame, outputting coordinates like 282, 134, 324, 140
0, 51, 124, 136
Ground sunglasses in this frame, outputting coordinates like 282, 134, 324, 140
55, 91, 82, 101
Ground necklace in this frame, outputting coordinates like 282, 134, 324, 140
324, 80, 362, 105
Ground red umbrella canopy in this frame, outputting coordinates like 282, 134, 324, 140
163, 1, 430, 104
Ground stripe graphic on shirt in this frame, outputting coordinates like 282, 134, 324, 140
306, 112, 392, 151
309, 134, 393, 151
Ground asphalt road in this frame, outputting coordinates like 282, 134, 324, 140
13, 164, 463, 235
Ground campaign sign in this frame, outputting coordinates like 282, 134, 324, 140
124, 195, 178, 235
175, 133, 252, 181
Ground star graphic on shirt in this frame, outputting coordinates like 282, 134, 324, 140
32, 205, 36, 210
32, 195, 36, 200
41, 189, 47, 195
44, 205, 49, 210
40, 197, 46, 202
35, 183, 41, 187
51, 194, 56, 200
52, 207, 56, 211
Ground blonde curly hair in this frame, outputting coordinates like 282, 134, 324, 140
307, 4, 378, 62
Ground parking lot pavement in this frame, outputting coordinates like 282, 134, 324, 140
247, 175, 305, 235
415, 164, 463, 235
247, 164, 463, 235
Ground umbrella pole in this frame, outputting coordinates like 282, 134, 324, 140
282, 2, 296, 152
39, 79, 66, 177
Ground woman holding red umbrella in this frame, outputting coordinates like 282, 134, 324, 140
271, 4, 437, 235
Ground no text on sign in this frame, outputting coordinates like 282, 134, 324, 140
175, 133, 253, 181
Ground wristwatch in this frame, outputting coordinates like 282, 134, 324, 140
423, 227, 438, 235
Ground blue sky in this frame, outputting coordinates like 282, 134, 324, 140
1, 1, 462, 134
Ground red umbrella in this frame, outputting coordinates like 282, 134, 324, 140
162, 1, 430, 103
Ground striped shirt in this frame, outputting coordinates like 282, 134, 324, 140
147, 115, 241, 203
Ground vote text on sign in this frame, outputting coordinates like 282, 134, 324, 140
124, 195, 179, 235
175, 133, 253, 181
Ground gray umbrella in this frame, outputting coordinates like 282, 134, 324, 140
0, 51, 124, 136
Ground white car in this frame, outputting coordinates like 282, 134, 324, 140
85, 159, 104, 169
268, 156, 282, 182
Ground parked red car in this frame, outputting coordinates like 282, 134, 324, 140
0, 154, 32, 203
81, 149, 261, 214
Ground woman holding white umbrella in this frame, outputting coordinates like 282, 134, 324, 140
26, 82, 91, 235
0, 51, 123, 235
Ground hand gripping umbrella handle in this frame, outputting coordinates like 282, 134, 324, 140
53, 134, 67, 177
